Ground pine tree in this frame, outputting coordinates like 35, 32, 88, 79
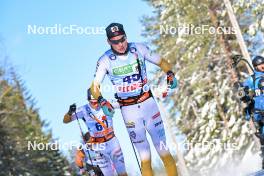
0, 63, 75, 175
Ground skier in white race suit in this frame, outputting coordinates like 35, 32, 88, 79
63, 88, 127, 176
90, 22, 178, 176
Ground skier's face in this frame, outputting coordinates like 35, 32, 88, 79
89, 100, 99, 109
108, 35, 128, 54
256, 63, 264, 72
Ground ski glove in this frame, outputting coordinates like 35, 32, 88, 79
68, 103, 76, 115
98, 96, 115, 117
167, 70, 178, 89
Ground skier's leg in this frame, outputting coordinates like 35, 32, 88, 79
107, 137, 127, 176
96, 156, 115, 176
89, 148, 115, 176
121, 104, 153, 176
144, 98, 178, 176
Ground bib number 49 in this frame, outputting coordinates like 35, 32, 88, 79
123, 74, 140, 84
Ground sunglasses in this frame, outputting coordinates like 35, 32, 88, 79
90, 100, 98, 105
109, 36, 126, 45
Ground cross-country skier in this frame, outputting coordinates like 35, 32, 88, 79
90, 22, 178, 176
63, 89, 127, 176
240, 55, 264, 168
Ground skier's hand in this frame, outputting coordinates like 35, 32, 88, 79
167, 70, 178, 89
68, 103, 76, 115
98, 96, 115, 117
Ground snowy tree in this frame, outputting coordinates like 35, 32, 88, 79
142, 0, 264, 175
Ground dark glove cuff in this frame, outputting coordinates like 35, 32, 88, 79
98, 96, 104, 103
67, 111, 73, 116
167, 70, 175, 76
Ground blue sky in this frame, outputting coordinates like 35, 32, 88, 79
0, 1, 175, 175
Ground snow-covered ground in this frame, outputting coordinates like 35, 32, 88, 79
207, 146, 261, 176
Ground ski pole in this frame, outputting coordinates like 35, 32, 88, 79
128, 133, 142, 174
74, 110, 95, 173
